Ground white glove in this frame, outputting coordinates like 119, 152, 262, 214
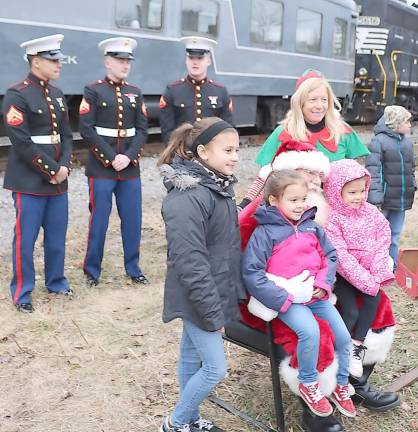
266, 270, 314, 304
248, 296, 278, 322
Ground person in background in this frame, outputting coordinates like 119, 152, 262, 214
238, 69, 369, 209
366, 105, 416, 271
79, 37, 148, 286
159, 37, 233, 144
158, 117, 245, 432
3, 34, 73, 313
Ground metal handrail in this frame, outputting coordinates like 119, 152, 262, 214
390, 50, 418, 98
373, 50, 387, 100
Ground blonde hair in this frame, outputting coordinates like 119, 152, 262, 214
157, 117, 231, 166
263, 169, 308, 205
281, 77, 346, 145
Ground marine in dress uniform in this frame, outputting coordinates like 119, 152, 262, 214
159, 36, 233, 143
3, 34, 73, 313
79, 37, 149, 286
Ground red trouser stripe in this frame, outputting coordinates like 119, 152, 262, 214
82, 177, 95, 272
13, 193, 23, 304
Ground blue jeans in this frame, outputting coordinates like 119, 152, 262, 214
382, 209, 406, 270
171, 320, 227, 426
278, 300, 351, 385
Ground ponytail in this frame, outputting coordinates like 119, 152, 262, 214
157, 122, 194, 166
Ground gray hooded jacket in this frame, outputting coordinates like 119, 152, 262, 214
365, 116, 416, 210
160, 159, 246, 332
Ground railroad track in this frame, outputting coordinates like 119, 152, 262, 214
1, 126, 417, 172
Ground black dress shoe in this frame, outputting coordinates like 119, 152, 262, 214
301, 399, 343, 432
15, 303, 34, 313
350, 363, 400, 412
130, 275, 149, 284
85, 274, 99, 287
48, 287, 74, 297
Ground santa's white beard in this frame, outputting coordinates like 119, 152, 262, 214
306, 190, 329, 227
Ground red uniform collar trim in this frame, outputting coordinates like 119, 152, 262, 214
186, 75, 207, 85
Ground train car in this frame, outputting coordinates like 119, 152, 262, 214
347, 0, 418, 123
0, 0, 358, 134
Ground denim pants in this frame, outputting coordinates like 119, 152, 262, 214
382, 209, 406, 270
278, 300, 351, 385
171, 320, 227, 426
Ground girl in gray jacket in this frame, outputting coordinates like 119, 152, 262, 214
158, 117, 245, 432
366, 105, 416, 270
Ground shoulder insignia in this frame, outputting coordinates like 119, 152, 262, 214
159, 95, 167, 109
209, 80, 226, 88
90, 79, 105, 86
142, 102, 148, 117
79, 97, 90, 115
6, 105, 24, 126
168, 79, 185, 87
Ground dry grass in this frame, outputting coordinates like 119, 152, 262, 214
0, 162, 417, 432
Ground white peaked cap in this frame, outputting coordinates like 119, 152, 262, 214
98, 37, 137, 59
20, 34, 65, 59
181, 36, 217, 55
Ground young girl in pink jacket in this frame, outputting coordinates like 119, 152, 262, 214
323, 159, 394, 379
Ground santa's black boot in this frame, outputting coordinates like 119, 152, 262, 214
349, 363, 400, 412
300, 399, 343, 432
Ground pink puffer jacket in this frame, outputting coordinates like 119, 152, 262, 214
323, 159, 394, 296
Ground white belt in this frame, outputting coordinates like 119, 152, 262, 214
31, 134, 61, 144
95, 127, 135, 138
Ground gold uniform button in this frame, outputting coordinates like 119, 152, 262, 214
118, 121, 123, 126
98, 80, 103, 84
53, 122, 58, 127
197, 109, 202, 114
46, 97, 52, 102
23, 80, 28, 85
192, 79, 196, 84
196, 117, 202, 121
180, 103, 185, 108
109, 80, 114, 85
51, 170, 56, 175
45, 165, 49, 169
52, 113, 57, 118
102, 102, 107, 107
196, 93, 202, 98
118, 98, 123, 103
196, 86, 201, 91
120, 106, 124, 111
100, 153, 104, 157
40, 80, 45, 86
105, 160, 110, 164
37, 159, 42, 163
116, 87, 120, 91
38, 109, 43, 114
53, 131, 58, 135
196, 101, 202, 106
116, 92, 121, 97
119, 114, 123, 118
49, 104, 55, 110
94, 148, 99, 152
45, 89, 49, 94
132, 104, 136, 108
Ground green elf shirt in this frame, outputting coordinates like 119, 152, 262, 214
255, 124, 370, 166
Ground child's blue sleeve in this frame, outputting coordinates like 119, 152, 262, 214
241, 227, 291, 311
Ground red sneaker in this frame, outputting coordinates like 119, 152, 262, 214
330, 384, 357, 417
299, 382, 333, 417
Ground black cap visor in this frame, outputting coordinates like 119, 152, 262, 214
186, 48, 210, 58
37, 49, 65, 60
106, 51, 134, 60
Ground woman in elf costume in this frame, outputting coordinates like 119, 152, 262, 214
239, 70, 370, 209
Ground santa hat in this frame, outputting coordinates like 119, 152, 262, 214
295, 69, 324, 90
258, 139, 331, 180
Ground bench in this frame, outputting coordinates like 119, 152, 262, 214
209, 319, 344, 432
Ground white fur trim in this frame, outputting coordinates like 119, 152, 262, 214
328, 293, 337, 305
272, 151, 330, 175
279, 357, 338, 396
363, 326, 395, 365
248, 296, 278, 322
258, 164, 273, 180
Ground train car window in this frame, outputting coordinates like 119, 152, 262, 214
250, 0, 283, 49
333, 18, 347, 57
296, 8, 322, 54
115, 0, 163, 31
181, 0, 219, 37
